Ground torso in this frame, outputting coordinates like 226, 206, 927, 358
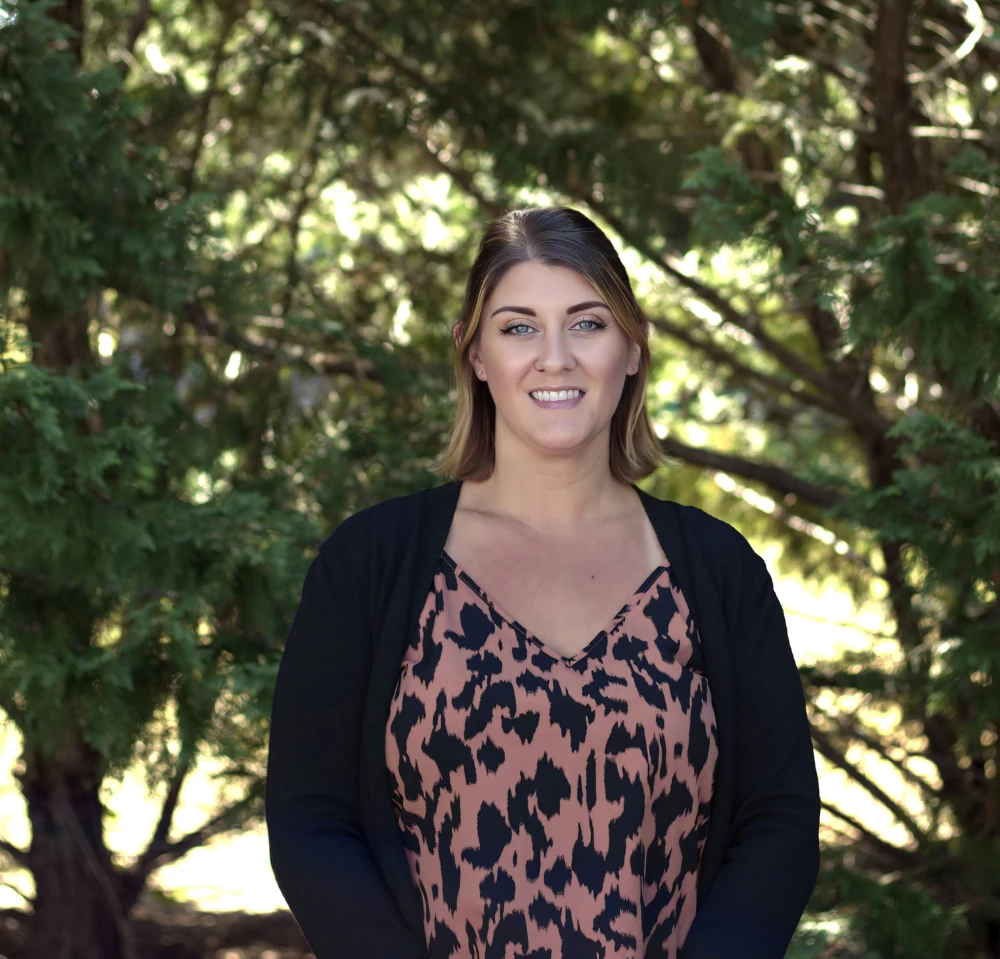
443, 483, 666, 659
388, 482, 717, 957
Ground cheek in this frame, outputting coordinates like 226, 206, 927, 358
594, 352, 633, 382
490, 355, 533, 383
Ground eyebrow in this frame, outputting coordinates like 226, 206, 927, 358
490, 300, 611, 319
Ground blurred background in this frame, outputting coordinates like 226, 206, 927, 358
0, 0, 998, 956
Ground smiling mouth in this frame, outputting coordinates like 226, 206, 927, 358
529, 391, 585, 408
528, 390, 586, 400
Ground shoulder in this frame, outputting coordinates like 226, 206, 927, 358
672, 501, 744, 545
315, 485, 425, 569
655, 501, 781, 651
669, 500, 769, 589
671, 501, 751, 556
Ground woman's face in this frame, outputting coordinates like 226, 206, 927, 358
468, 260, 641, 460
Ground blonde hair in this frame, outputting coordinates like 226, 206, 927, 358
429, 207, 667, 484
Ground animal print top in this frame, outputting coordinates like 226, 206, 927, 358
385, 548, 718, 959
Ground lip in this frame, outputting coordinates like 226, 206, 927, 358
528, 388, 587, 394
529, 391, 585, 410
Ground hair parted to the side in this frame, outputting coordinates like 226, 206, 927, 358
429, 206, 668, 484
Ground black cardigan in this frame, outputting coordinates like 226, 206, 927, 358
266, 479, 820, 958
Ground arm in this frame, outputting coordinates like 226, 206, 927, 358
265, 533, 429, 959
681, 536, 821, 959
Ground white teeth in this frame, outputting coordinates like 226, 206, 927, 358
531, 390, 581, 401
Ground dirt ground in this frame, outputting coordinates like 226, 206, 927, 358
0, 897, 315, 959
132, 898, 314, 958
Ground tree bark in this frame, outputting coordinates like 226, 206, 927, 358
40, 0, 85, 65
20, 740, 135, 959
873, 0, 920, 213
27, 310, 94, 373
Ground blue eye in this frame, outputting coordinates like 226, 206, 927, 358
500, 322, 534, 336
499, 317, 608, 336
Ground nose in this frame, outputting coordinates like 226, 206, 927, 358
533, 330, 577, 372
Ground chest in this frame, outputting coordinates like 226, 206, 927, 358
442, 508, 667, 659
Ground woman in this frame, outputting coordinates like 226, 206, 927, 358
266, 207, 820, 959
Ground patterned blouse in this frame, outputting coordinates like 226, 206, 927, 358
385, 548, 718, 959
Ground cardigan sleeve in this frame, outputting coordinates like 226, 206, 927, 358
265, 531, 430, 959
680, 534, 821, 959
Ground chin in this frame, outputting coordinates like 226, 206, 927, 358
530, 433, 591, 450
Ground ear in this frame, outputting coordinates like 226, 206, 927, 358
467, 339, 483, 378
627, 341, 641, 375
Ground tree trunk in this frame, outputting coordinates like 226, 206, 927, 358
34, 0, 85, 65
20, 739, 135, 959
27, 311, 94, 373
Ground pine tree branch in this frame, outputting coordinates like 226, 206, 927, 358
183, 300, 384, 383
708, 470, 873, 571
611, 14, 862, 391
418, 141, 505, 218
323, 1, 508, 223
0, 614, 41, 635
647, 312, 847, 421
823, 600, 972, 820
581, 195, 892, 438
846, 723, 943, 799
772, 28, 874, 112
181, 11, 241, 194
110, 0, 153, 78
875, 538, 926, 649
132, 793, 257, 879
245, 82, 339, 475
800, 665, 894, 694
873, 532, 972, 810
814, 702, 943, 799
124, 0, 152, 56
812, 725, 928, 843
0, 837, 28, 869
0, 695, 24, 729
921, 710, 972, 810
909, 1, 988, 82
584, 13, 880, 439
279, 82, 335, 320
327, 5, 434, 102
0, 879, 31, 906
656, 434, 846, 510
231, 155, 366, 262
0, 566, 180, 600
820, 800, 919, 868
140, 756, 193, 865
783, 608, 898, 641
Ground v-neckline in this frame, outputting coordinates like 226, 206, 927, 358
440, 548, 668, 666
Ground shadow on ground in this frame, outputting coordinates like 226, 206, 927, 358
0, 896, 313, 959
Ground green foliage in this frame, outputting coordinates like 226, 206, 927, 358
0, 0, 318, 823
699, 0, 773, 54
0, 343, 316, 774
683, 146, 814, 268
1, 0, 999, 954
849, 193, 1000, 404
816, 856, 968, 959
0, 0, 202, 319
804, 409, 1000, 742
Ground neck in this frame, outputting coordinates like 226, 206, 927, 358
459, 461, 636, 537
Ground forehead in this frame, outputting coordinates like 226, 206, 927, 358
486, 261, 601, 307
